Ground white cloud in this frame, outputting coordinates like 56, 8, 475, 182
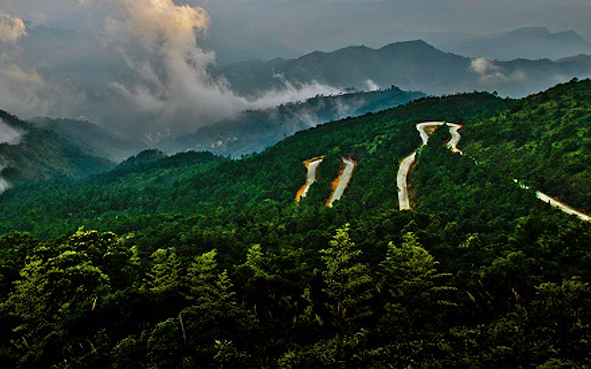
470, 57, 526, 84
0, 117, 26, 145
0, 12, 26, 42
99, 0, 341, 137
0, 117, 26, 194
365, 79, 380, 91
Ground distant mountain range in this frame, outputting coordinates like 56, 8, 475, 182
424, 27, 591, 61
19, 87, 423, 161
213, 39, 591, 98
164, 86, 425, 157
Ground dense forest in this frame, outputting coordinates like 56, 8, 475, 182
1, 80, 591, 367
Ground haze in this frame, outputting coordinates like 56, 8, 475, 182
1, 0, 591, 140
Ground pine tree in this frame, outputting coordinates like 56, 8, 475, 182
320, 224, 373, 331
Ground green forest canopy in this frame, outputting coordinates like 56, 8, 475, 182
1, 79, 591, 367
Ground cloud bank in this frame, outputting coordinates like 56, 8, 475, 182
0, 12, 26, 42
0, 117, 26, 145
0, 117, 26, 193
470, 57, 525, 84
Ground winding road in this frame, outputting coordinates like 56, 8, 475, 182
399, 121, 590, 221
295, 121, 590, 221
327, 158, 357, 207
295, 157, 324, 202
398, 122, 462, 210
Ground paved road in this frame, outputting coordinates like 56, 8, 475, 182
295, 157, 324, 202
397, 152, 417, 210
400, 122, 590, 221
327, 158, 356, 207
536, 191, 591, 222
398, 122, 462, 210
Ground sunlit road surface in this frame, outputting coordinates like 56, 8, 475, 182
295, 157, 324, 202
398, 122, 462, 210
327, 158, 356, 207
536, 191, 591, 221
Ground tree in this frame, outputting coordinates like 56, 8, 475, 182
320, 224, 373, 331
142, 248, 182, 295
378, 232, 456, 331
185, 249, 234, 304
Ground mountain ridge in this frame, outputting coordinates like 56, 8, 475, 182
424, 26, 591, 61
0, 110, 114, 191
214, 39, 591, 98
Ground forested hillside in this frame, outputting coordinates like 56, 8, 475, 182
0, 110, 114, 190
32, 117, 148, 162
463, 78, 591, 213
1, 84, 591, 367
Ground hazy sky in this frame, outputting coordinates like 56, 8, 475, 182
3, 0, 591, 64
3, 0, 591, 52
1, 0, 591, 138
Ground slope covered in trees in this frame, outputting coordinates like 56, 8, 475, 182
463, 78, 591, 213
1, 84, 591, 367
0, 110, 114, 188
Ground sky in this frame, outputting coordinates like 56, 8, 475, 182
1, 0, 591, 138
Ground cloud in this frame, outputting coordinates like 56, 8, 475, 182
249, 74, 341, 109
0, 1, 343, 141
365, 79, 381, 91
0, 117, 26, 193
99, 0, 341, 138
0, 174, 10, 193
0, 12, 26, 42
0, 117, 26, 145
0, 62, 71, 118
470, 57, 525, 84
0, 12, 73, 118
0, 9, 87, 120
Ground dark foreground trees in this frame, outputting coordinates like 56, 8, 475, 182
1, 221, 589, 368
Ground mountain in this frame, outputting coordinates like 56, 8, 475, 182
0, 90, 516, 238
0, 110, 114, 191
214, 40, 591, 97
165, 86, 425, 157
2, 82, 591, 367
213, 40, 471, 96
33, 117, 149, 162
425, 27, 591, 61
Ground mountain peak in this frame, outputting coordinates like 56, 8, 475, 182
381, 39, 434, 48
507, 26, 551, 37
